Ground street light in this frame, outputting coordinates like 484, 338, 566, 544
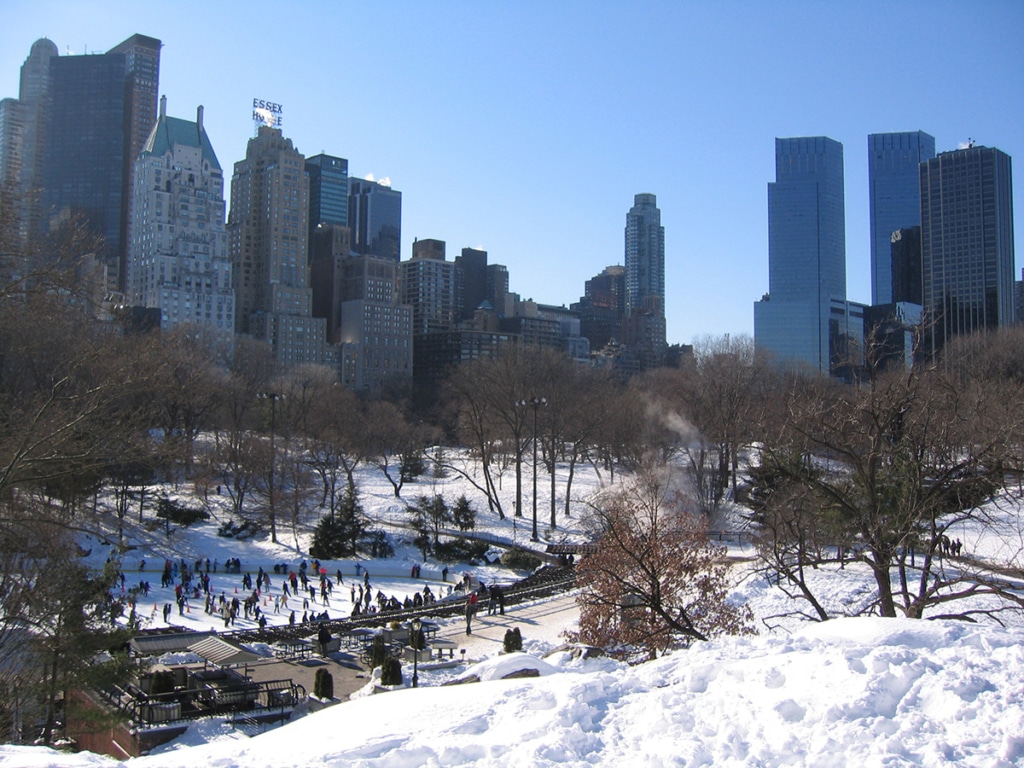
516, 396, 547, 542
410, 617, 422, 688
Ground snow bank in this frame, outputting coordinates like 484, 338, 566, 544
6, 616, 1021, 767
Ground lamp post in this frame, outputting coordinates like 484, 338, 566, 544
410, 617, 422, 688
516, 396, 547, 542
257, 391, 283, 543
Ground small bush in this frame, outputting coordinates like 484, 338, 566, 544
156, 497, 209, 528
313, 668, 334, 699
217, 519, 262, 539
369, 635, 389, 670
451, 495, 476, 531
380, 656, 403, 686
359, 529, 394, 559
503, 628, 524, 653
500, 547, 542, 571
434, 538, 489, 564
148, 670, 175, 696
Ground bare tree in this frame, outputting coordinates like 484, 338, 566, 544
754, 338, 1024, 623
572, 466, 753, 658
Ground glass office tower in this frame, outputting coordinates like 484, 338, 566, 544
868, 131, 935, 305
755, 136, 848, 372
306, 153, 349, 257
40, 34, 160, 291
920, 144, 1016, 355
348, 178, 401, 261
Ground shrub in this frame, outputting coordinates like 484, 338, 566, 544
155, 497, 209, 529
313, 668, 334, 699
434, 538, 489, 564
500, 547, 542, 571
502, 627, 523, 653
359, 529, 394, 559
310, 514, 362, 559
368, 635, 389, 669
380, 656, 403, 686
451, 495, 476, 531
148, 670, 175, 696
217, 519, 262, 539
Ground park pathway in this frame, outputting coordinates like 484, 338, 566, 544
431, 591, 580, 662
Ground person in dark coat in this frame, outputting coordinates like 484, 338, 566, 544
465, 591, 479, 635
317, 623, 332, 656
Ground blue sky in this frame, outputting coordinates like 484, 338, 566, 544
3, 0, 1022, 345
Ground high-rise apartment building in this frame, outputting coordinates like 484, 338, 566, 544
755, 137, 853, 373
624, 193, 665, 315
337, 253, 413, 392
309, 222, 352, 344
920, 144, 1016, 355
455, 247, 489, 320
40, 34, 161, 291
228, 126, 329, 366
868, 131, 935, 305
624, 193, 666, 368
348, 177, 401, 261
572, 264, 625, 351
400, 238, 456, 334
127, 98, 233, 344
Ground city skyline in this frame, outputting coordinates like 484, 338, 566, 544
2, 1, 1022, 345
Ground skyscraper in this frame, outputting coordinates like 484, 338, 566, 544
624, 193, 666, 369
40, 34, 161, 290
0, 38, 57, 243
401, 238, 456, 334
348, 177, 401, 261
755, 137, 851, 372
920, 144, 1016, 355
127, 98, 233, 344
624, 193, 665, 315
306, 153, 349, 258
571, 265, 625, 352
868, 131, 935, 305
337, 252, 413, 393
454, 247, 489, 320
228, 126, 329, 366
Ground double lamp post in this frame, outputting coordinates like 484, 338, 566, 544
516, 396, 547, 542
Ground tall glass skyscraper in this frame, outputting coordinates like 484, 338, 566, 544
624, 193, 665, 314
348, 178, 401, 261
920, 144, 1016, 356
868, 131, 935, 305
755, 137, 849, 372
40, 34, 161, 291
306, 153, 348, 257
623, 193, 666, 369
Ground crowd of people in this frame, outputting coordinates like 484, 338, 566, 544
108, 553, 494, 632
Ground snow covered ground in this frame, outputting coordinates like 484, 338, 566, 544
3, 454, 1024, 766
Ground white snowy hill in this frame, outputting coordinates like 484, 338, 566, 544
5, 617, 1023, 767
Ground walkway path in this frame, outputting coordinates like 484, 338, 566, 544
431, 592, 580, 662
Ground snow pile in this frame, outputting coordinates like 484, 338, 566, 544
5, 617, 1023, 767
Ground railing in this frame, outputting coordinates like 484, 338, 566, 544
222, 564, 579, 646
99, 677, 305, 731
